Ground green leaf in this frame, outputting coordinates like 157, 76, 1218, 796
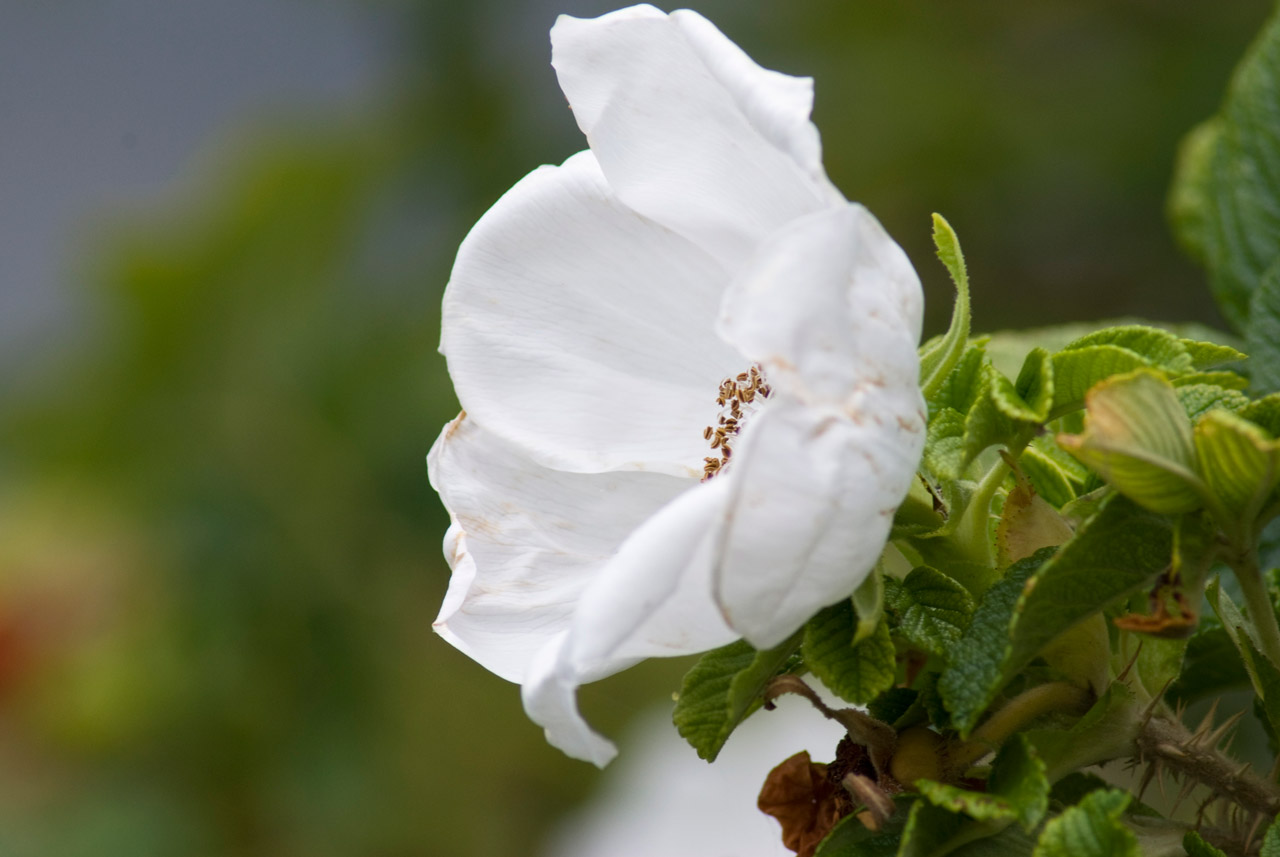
937, 551, 1047, 738
998, 349, 1055, 423
1048, 772, 1111, 809
1170, 370, 1250, 390
672, 632, 802, 761
899, 800, 971, 857
987, 735, 1051, 831
1062, 325, 1194, 373
1243, 394, 1280, 437
1169, 117, 1220, 268
940, 496, 1172, 736
1047, 345, 1154, 417
917, 780, 1017, 823
868, 687, 919, 727
851, 564, 885, 645
1031, 789, 1138, 857
1262, 815, 1280, 857
1020, 443, 1083, 509
814, 799, 911, 857
1177, 383, 1251, 421
1182, 338, 1249, 369
960, 366, 1040, 471
1167, 614, 1250, 704
933, 343, 990, 415
1168, 5, 1280, 329
920, 214, 972, 401
1057, 370, 1204, 515
1194, 408, 1280, 528
1027, 685, 1141, 783
1205, 578, 1280, 734
1248, 263, 1280, 395
925, 407, 970, 480
1184, 830, 1230, 857
916, 735, 1048, 833
803, 602, 896, 705
886, 566, 976, 658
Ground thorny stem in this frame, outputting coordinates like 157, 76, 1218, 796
1229, 545, 1280, 679
1137, 712, 1280, 820
947, 681, 1093, 775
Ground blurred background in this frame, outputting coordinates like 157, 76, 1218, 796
0, 1, 1271, 855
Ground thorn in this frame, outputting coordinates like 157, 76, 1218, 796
1170, 775, 1198, 816
1246, 811, 1266, 854
1136, 761, 1160, 803
1116, 641, 1144, 683
1204, 709, 1246, 750
1191, 699, 1222, 744
1138, 678, 1175, 729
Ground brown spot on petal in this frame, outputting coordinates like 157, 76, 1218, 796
444, 410, 468, 440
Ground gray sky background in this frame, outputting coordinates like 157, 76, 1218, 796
0, 1, 393, 372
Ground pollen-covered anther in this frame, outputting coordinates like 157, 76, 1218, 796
702, 364, 772, 481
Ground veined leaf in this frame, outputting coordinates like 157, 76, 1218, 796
1048, 345, 1154, 417
1243, 393, 1280, 437
916, 735, 1048, 832
1194, 408, 1280, 529
1184, 830, 1230, 857
1177, 383, 1250, 421
885, 566, 975, 658
672, 632, 802, 761
1262, 815, 1280, 857
1167, 613, 1250, 705
1205, 578, 1280, 735
920, 214, 972, 401
803, 602, 895, 705
940, 496, 1171, 736
1032, 789, 1138, 857
1168, 4, 1280, 329
1057, 370, 1205, 515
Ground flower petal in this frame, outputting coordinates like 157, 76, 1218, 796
441, 150, 741, 477
551, 6, 840, 266
711, 397, 924, 648
522, 477, 740, 766
719, 204, 924, 406
429, 412, 689, 683
710, 204, 925, 647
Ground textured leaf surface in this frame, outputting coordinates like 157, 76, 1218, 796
1194, 407, 1280, 525
1167, 614, 1250, 704
920, 214, 972, 401
803, 602, 895, 705
941, 496, 1171, 736
1262, 815, 1280, 857
1184, 830, 1230, 857
1057, 370, 1203, 515
672, 633, 801, 761
1169, 7, 1280, 328
1031, 789, 1138, 857
886, 566, 975, 658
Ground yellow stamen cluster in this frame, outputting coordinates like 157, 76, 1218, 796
702, 365, 772, 481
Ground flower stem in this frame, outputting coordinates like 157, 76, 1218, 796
1229, 546, 1280, 673
947, 681, 1093, 775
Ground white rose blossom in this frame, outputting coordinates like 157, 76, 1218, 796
429, 4, 925, 766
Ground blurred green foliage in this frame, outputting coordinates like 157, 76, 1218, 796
0, 1, 1271, 854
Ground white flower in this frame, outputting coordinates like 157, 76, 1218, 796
430, 4, 925, 767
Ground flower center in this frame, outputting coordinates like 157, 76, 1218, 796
702, 364, 772, 481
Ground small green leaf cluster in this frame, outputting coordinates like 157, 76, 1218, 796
670, 213, 1280, 857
